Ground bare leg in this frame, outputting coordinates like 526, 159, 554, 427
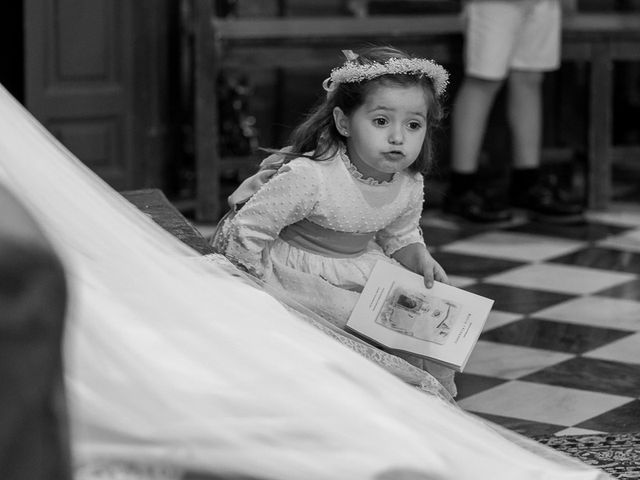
451, 76, 503, 173
506, 71, 584, 221
445, 76, 512, 223
507, 70, 544, 169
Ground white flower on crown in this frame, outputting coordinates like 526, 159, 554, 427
322, 57, 450, 97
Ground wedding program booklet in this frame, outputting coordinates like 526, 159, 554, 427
347, 261, 494, 372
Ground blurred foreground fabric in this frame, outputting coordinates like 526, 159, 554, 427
0, 185, 70, 480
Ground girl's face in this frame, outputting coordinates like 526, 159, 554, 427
333, 83, 428, 182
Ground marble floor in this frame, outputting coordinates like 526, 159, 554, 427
195, 199, 640, 439
422, 201, 640, 437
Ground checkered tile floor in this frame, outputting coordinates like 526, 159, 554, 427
422, 202, 640, 438
195, 200, 640, 439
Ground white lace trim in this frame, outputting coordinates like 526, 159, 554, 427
339, 147, 398, 186
75, 463, 181, 480
298, 304, 455, 403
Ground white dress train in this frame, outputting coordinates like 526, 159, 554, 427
0, 84, 611, 480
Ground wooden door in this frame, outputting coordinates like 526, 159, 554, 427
24, 0, 174, 191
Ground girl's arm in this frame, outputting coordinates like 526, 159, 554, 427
376, 176, 448, 288
224, 160, 321, 277
391, 242, 448, 289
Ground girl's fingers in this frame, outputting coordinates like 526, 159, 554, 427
421, 257, 448, 289
423, 264, 435, 289
434, 265, 449, 284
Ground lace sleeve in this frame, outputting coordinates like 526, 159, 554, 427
224, 159, 321, 276
375, 175, 425, 255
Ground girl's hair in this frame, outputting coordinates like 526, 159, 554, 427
285, 45, 446, 175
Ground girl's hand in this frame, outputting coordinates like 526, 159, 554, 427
391, 243, 449, 289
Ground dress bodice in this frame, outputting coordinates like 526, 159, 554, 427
219, 150, 426, 280
291, 151, 424, 234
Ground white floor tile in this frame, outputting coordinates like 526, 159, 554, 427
420, 215, 462, 230
441, 231, 585, 262
448, 275, 477, 289
587, 203, 640, 227
534, 296, 640, 331
482, 311, 523, 332
598, 228, 640, 253
458, 380, 633, 427
583, 332, 640, 364
485, 263, 636, 295
463, 341, 573, 379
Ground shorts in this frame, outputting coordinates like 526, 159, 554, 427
463, 0, 561, 80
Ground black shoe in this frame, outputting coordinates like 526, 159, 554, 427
510, 178, 584, 223
443, 189, 513, 223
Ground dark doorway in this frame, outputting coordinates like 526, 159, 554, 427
0, 2, 24, 102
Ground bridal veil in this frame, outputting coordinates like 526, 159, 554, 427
0, 84, 610, 480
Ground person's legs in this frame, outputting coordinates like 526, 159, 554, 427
506, 0, 559, 189
506, 69, 584, 221
507, 70, 544, 170
444, 76, 515, 222
443, 0, 521, 223
444, 76, 514, 222
502, 0, 582, 221
450, 76, 503, 174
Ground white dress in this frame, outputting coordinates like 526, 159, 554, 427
215, 149, 458, 394
0, 84, 612, 480
220, 148, 423, 281
217, 148, 424, 317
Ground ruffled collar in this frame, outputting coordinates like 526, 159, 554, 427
339, 146, 398, 186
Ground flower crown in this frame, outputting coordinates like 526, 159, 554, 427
322, 50, 449, 97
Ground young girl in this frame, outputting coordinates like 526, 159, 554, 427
213, 46, 455, 394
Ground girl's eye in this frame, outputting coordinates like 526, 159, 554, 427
373, 118, 388, 127
408, 121, 423, 131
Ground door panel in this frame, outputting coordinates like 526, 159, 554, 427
25, 0, 134, 189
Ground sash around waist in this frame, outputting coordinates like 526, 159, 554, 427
279, 219, 375, 258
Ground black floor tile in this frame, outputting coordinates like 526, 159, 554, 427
576, 400, 640, 433
596, 277, 640, 301
432, 251, 525, 279
420, 225, 481, 248
481, 318, 633, 354
520, 357, 640, 397
471, 412, 565, 437
465, 283, 575, 315
421, 228, 466, 248
549, 246, 640, 273
455, 373, 508, 400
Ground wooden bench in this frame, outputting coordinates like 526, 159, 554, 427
190, 2, 640, 220
122, 188, 216, 255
